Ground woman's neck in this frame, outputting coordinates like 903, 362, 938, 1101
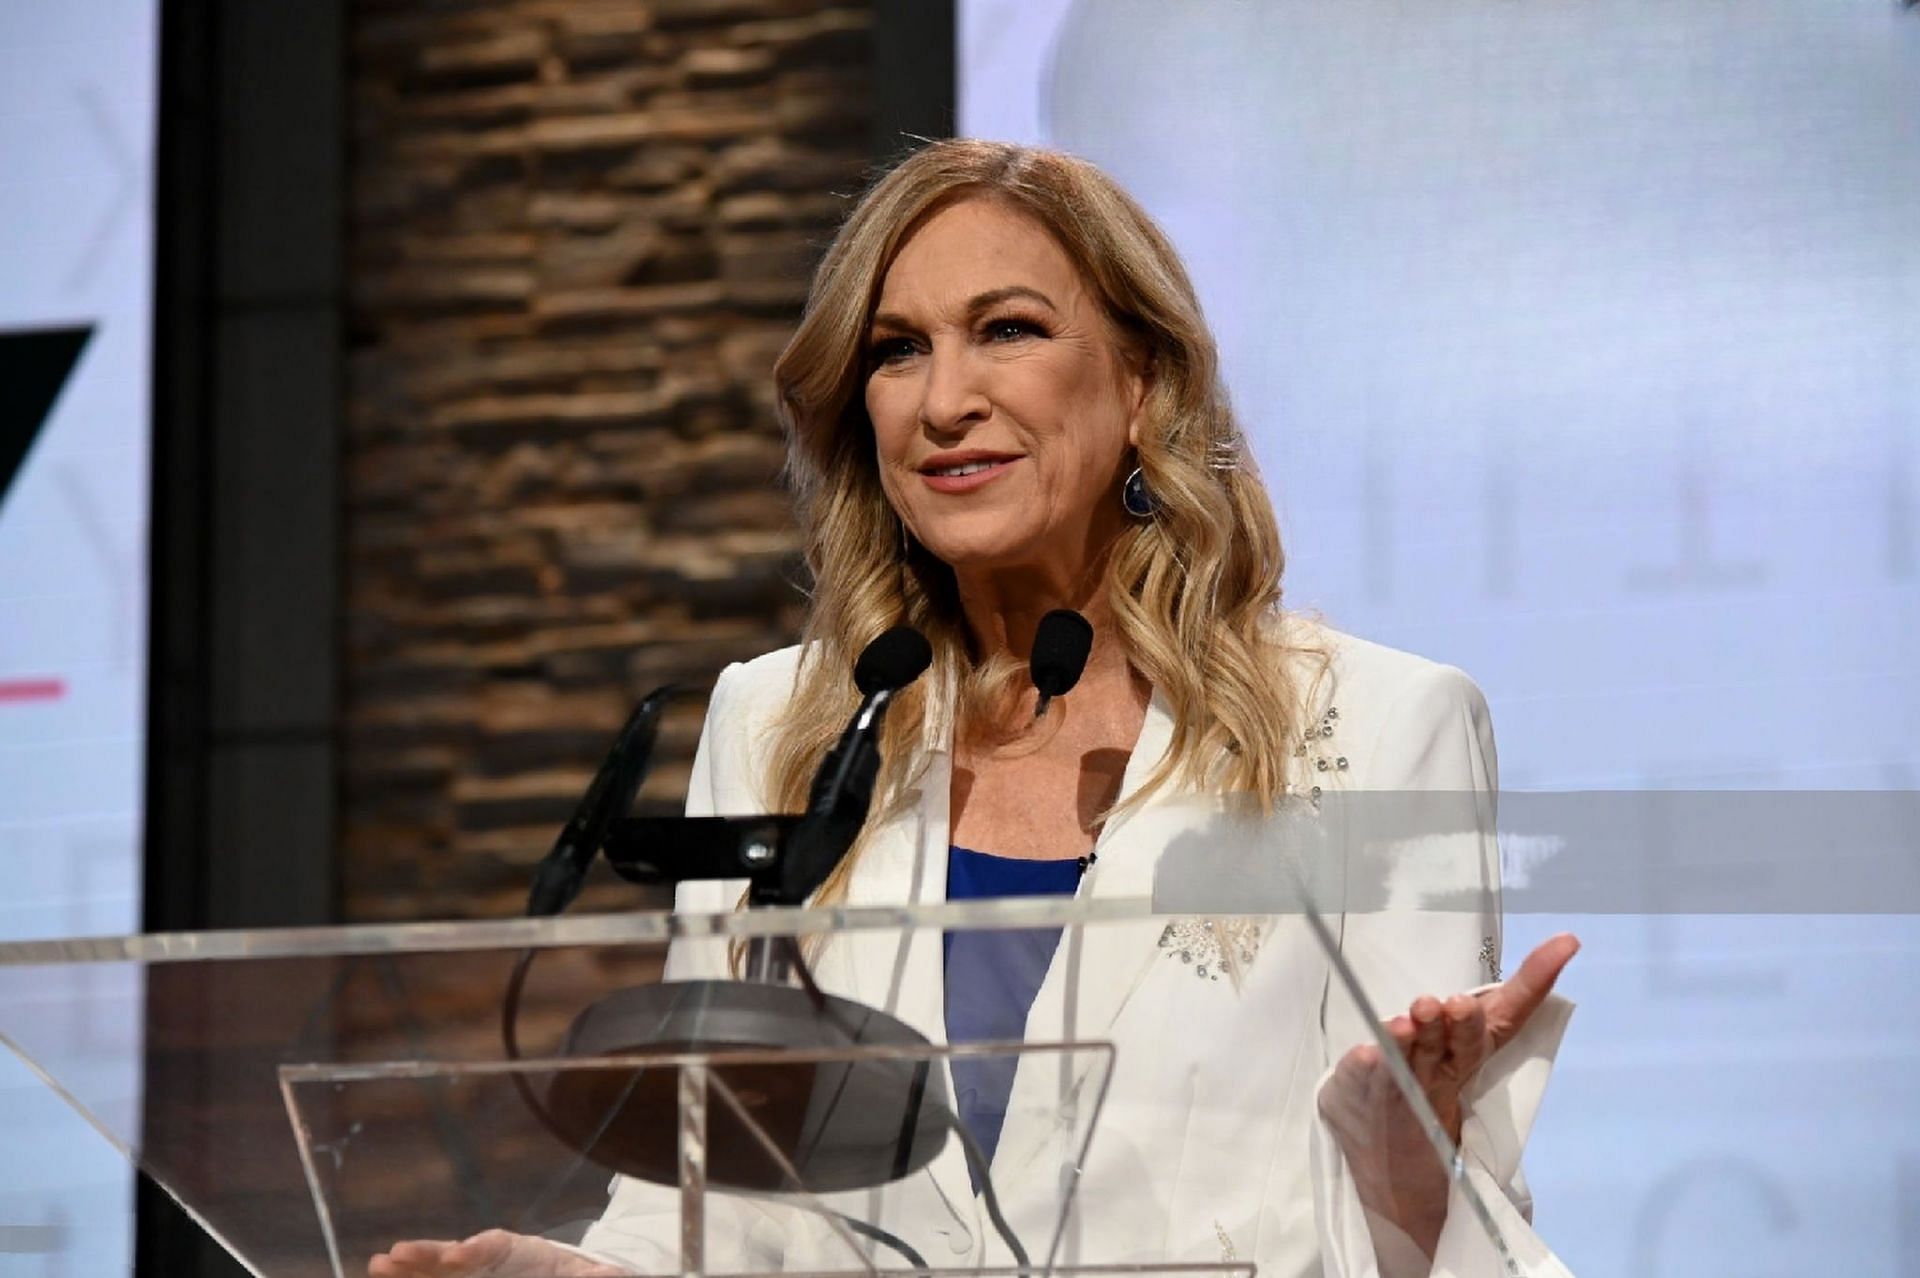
953, 559, 1107, 662
948, 558, 1151, 771
950, 556, 1142, 711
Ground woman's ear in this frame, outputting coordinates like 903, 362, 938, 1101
1125, 351, 1155, 448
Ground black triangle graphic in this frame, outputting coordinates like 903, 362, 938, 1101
0, 325, 95, 509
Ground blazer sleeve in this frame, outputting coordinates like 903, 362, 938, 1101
663, 661, 756, 981
684, 660, 754, 818
1310, 665, 1577, 1278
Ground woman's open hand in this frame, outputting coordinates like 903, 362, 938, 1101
367, 1230, 627, 1277
1317, 933, 1579, 1268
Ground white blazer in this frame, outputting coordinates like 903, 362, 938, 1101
580, 622, 1575, 1278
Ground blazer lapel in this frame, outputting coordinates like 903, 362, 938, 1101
854, 677, 1179, 1047
826, 745, 983, 1238
826, 682, 1200, 1242
1053, 684, 1179, 1041
986, 689, 1181, 1216
832, 750, 951, 1036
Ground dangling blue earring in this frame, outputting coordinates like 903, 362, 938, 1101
1122, 466, 1155, 518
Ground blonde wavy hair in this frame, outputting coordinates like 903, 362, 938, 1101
768, 139, 1315, 908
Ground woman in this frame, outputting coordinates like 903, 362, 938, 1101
373, 140, 1577, 1278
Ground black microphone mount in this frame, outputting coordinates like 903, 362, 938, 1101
530, 628, 951, 1196
601, 626, 932, 914
524, 685, 676, 918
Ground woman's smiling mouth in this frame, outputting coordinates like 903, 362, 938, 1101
918, 452, 1023, 493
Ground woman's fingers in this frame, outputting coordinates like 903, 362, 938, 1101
450, 1231, 518, 1271
369, 1240, 462, 1277
367, 1231, 548, 1278
1321, 1042, 1398, 1151
1322, 942, 1581, 1223
1480, 932, 1580, 1050
1324, 1041, 1378, 1109
1406, 995, 1447, 1082
1442, 992, 1485, 1075
1351, 986, 1496, 1145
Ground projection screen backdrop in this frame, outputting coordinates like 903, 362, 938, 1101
0, 3, 156, 1274
960, 3, 1919, 1274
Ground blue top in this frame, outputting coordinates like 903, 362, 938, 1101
942, 845, 1081, 1187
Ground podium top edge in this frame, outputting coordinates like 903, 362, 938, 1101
0, 895, 1162, 967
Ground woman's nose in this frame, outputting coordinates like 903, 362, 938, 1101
917, 344, 990, 435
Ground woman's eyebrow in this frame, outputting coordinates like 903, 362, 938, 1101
868, 285, 1061, 334
965, 285, 1059, 316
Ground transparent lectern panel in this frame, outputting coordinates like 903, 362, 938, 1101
0, 886, 1521, 1276
0, 917, 680, 1276
284, 1040, 1114, 1278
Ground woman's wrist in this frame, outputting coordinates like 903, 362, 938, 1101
1352, 1159, 1450, 1266
1360, 1200, 1445, 1278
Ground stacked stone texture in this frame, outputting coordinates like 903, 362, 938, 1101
344, 0, 874, 922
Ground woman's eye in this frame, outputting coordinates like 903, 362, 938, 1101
868, 337, 916, 365
985, 317, 1042, 343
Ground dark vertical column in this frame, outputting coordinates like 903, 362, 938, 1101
146, 0, 219, 963
146, 0, 345, 949
199, 0, 344, 930
142, 0, 343, 1271
871, 0, 956, 163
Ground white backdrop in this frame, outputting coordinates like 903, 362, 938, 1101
0, 2, 156, 1274
961, 2, 1919, 1273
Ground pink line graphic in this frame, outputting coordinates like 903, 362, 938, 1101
0, 678, 66, 703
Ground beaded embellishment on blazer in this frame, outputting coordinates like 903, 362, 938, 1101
1157, 699, 1344, 982
1155, 917, 1264, 983
1295, 702, 1347, 808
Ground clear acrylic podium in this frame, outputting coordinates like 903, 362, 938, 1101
0, 890, 1522, 1277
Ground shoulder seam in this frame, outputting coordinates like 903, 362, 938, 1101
1359, 661, 1477, 773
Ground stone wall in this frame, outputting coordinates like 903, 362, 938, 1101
342, 0, 874, 921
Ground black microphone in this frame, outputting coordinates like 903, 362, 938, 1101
524, 685, 675, 917
766, 625, 932, 906
1029, 608, 1093, 718
854, 624, 932, 696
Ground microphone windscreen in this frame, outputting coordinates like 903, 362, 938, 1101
1030, 609, 1094, 698
853, 625, 933, 696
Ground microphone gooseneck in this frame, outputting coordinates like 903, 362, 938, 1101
524, 684, 675, 917
1029, 608, 1094, 718
766, 625, 932, 908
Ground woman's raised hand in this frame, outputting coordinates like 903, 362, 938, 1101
1317, 933, 1579, 1268
367, 1229, 628, 1277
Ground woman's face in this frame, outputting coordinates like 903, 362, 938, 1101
863, 196, 1149, 578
